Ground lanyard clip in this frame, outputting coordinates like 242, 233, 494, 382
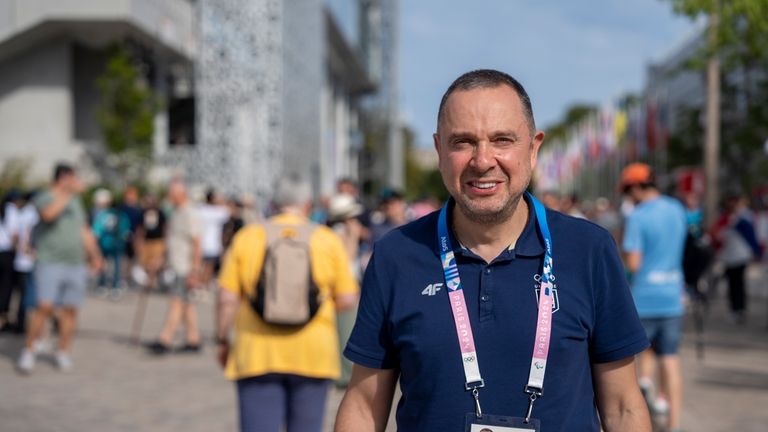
472, 387, 483, 418
466, 381, 484, 418
523, 386, 543, 424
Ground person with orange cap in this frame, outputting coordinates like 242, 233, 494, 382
620, 163, 687, 432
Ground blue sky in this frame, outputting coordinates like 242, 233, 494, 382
400, 0, 701, 147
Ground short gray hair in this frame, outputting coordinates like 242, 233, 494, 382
272, 175, 312, 208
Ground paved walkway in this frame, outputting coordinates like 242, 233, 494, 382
0, 266, 766, 431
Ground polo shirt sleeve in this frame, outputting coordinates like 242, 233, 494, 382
590, 233, 649, 363
344, 247, 397, 369
622, 213, 642, 253
33, 192, 53, 217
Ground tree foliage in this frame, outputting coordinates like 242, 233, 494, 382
664, 0, 768, 193
403, 128, 449, 202
544, 104, 597, 144
96, 45, 158, 157
666, 0, 768, 69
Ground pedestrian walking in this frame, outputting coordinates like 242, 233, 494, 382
328, 193, 365, 387
91, 188, 131, 300
620, 162, 687, 432
711, 193, 763, 323
118, 186, 144, 287
146, 180, 202, 355
198, 188, 229, 290
0, 191, 19, 332
17, 163, 103, 373
215, 176, 359, 432
10, 190, 39, 333
336, 69, 651, 431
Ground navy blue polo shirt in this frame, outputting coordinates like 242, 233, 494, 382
344, 195, 649, 432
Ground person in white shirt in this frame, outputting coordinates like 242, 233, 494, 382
197, 189, 229, 289
0, 192, 20, 331
7, 191, 39, 333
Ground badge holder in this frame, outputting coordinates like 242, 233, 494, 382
464, 413, 540, 432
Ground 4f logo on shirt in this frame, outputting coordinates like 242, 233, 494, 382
422, 283, 444, 296
534, 274, 560, 313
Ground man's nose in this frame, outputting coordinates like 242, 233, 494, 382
470, 141, 497, 170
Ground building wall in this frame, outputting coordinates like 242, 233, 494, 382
283, 0, 323, 183
190, 0, 285, 203
0, 40, 77, 182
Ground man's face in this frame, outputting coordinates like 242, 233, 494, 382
434, 85, 544, 224
61, 173, 84, 194
167, 183, 185, 206
124, 187, 139, 205
337, 181, 358, 197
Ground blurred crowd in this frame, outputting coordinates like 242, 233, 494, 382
1, 162, 766, 432
1, 173, 766, 338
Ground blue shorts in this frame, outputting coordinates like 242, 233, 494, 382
34, 263, 88, 307
640, 316, 682, 355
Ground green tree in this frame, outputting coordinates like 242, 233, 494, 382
664, 0, 768, 194
544, 104, 597, 144
96, 45, 158, 158
403, 128, 449, 202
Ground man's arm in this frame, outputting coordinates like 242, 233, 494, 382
336, 293, 359, 311
81, 225, 103, 273
39, 192, 72, 223
335, 364, 397, 432
624, 251, 642, 274
215, 287, 239, 368
593, 357, 651, 431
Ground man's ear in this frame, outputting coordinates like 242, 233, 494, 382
530, 130, 545, 169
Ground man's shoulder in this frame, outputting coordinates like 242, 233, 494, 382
33, 189, 53, 207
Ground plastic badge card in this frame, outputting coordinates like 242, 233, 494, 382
465, 413, 540, 432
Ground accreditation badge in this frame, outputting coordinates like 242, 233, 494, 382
465, 413, 540, 432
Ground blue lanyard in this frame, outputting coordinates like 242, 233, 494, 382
437, 191, 555, 421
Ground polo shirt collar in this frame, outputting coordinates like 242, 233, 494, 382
442, 193, 545, 261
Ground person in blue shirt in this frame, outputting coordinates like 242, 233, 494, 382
336, 69, 651, 432
92, 189, 131, 300
620, 163, 687, 432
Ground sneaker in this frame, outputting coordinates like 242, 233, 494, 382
55, 351, 74, 372
176, 343, 201, 354
638, 377, 655, 408
33, 338, 53, 355
17, 349, 35, 374
146, 341, 171, 355
653, 397, 670, 416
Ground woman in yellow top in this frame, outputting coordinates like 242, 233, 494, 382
216, 176, 359, 432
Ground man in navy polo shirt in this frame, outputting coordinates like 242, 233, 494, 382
335, 69, 651, 432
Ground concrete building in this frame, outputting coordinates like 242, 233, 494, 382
0, 0, 196, 183
167, 0, 380, 203
0, 0, 400, 207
